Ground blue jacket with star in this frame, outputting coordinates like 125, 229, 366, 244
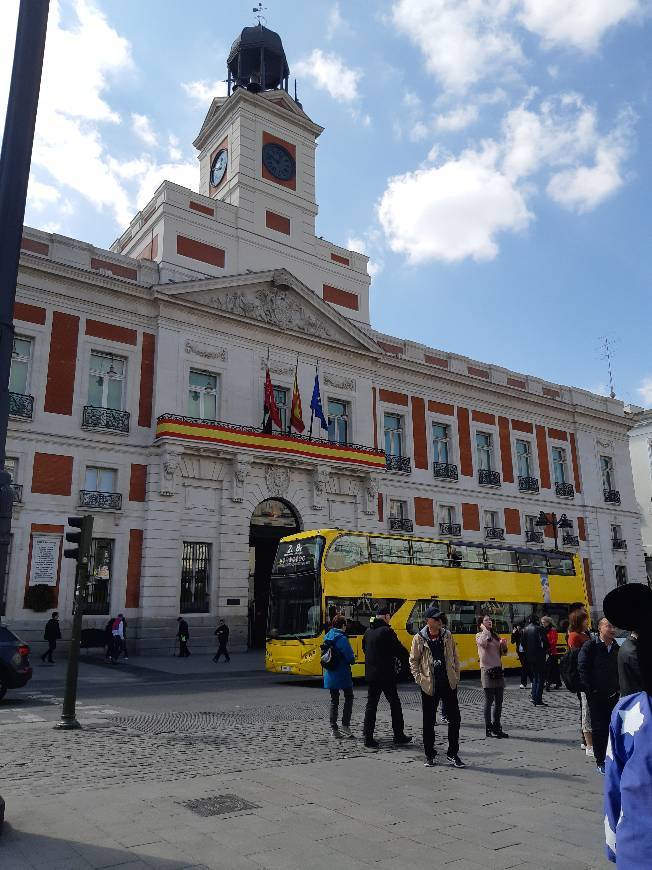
604, 691, 652, 867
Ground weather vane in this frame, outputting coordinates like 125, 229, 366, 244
253, 2, 267, 25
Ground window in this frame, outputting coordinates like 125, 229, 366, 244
180, 542, 211, 613
272, 386, 288, 431
411, 540, 449, 566
484, 509, 500, 529
524, 515, 538, 533
516, 440, 533, 478
188, 370, 218, 421
475, 432, 493, 471
384, 413, 404, 456
432, 423, 450, 463
389, 499, 407, 521
328, 399, 349, 444
84, 467, 117, 493
369, 535, 411, 565
88, 352, 126, 410
601, 456, 615, 491
439, 505, 457, 526
4, 458, 17, 482
84, 538, 113, 615
326, 597, 404, 635
325, 535, 368, 571
449, 545, 485, 570
10, 336, 32, 395
552, 447, 567, 484
485, 548, 518, 572
611, 524, 622, 542
615, 564, 628, 587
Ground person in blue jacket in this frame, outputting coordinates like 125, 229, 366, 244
323, 613, 356, 739
603, 583, 652, 868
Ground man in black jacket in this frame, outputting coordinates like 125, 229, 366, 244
521, 614, 547, 706
578, 617, 619, 773
213, 619, 230, 663
177, 617, 190, 657
361, 605, 411, 749
41, 612, 61, 664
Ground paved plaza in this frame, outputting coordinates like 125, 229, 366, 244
0, 655, 606, 870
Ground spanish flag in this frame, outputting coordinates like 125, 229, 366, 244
290, 365, 305, 433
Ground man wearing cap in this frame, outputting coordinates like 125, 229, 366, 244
409, 605, 465, 768
361, 605, 411, 749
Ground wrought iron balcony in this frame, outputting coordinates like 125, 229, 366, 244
389, 517, 413, 532
604, 489, 621, 504
478, 469, 501, 487
555, 482, 575, 498
439, 522, 461, 536
82, 405, 130, 433
9, 392, 33, 419
525, 530, 544, 544
79, 490, 123, 510
433, 461, 458, 481
385, 453, 412, 473
10, 483, 22, 504
612, 538, 627, 550
518, 475, 539, 493
485, 526, 505, 540
562, 534, 579, 547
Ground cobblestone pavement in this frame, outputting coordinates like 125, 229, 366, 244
0, 679, 606, 870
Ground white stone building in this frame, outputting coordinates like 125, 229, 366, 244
1, 24, 644, 651
627, 408, 652, 583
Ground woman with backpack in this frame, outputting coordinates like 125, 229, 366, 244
476, 615, 509, 738
567, 607, 593, 758
322, 614, 356, 739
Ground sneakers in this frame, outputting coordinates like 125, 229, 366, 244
340, 725, 355, 739
580, 742, 587, 750
393, 734, 412, 745
424, 754, 437, 767
486, 728, 500, 738
494, 729, 509, 739
597, 764, 605, 775
586, 746, 595, 758
446, 754, 466, 768
364, 738, 379, 749
519, 684, 527, 689
330, 727, 344, 740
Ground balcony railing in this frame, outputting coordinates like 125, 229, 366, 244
525, 530, 543, 544
389, 517, 413, 533
518, 476, 539, 493
156, 415, 386, 470
439, 523, 461, 536
555, 482, 575, 498
604, 489, 621, 504
10, 483, 22, 504
79, 490, 123, 511
386, 453, 412, 473
9, 392, 33, 419
83, 405, 130, 433
485, 526, 505, 540
433, 462, 458, 481
562, 534, 579, 547
479, 469, 501, 487
612, 538, 627, 550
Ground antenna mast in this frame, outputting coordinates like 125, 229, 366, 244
253, 2, 267, 25
600, 336, 617, 399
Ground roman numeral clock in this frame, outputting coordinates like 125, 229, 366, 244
262, 141, 295, 182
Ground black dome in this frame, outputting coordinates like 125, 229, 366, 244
227, 24, 290, 92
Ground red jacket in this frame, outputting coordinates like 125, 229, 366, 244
546, 627, 558, 655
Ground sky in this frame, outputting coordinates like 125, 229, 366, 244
1, 0, 650, 407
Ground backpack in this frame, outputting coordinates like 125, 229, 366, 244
320, 637, 340, 671
559, 647, 581, 693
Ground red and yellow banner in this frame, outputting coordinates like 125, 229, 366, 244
156, 416, 386, 469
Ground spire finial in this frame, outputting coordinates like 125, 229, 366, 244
253, 2, 267, 25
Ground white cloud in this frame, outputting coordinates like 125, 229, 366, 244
378, 146, 532, 263
135, 161, 197, 211
131, 113, 158, 147
347, 232, 384, 280
519, 0, 645, 52
168, 134, 182, 161
327, 2, 352, 40
294, 49, 362, 103
637, 378, 652, 406
435, 105, 479, 132
181, 79, 228, 105
27, 178, 61, 211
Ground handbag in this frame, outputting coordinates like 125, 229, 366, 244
486, 666, 503, 680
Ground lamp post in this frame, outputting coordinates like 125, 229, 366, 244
535, 511, 573, 551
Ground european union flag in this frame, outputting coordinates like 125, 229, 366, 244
310, 373, 328, 433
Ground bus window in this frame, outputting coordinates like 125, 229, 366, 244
547, 555, 575, 576
517, 551, 548, 573
440, 600, 479, 634
325, 535, 368, 571
406, 599, 439, 634
411, 540, 448, 567
369, 536, 411, 565
273, 538, 324, 574
510, 602, 537, 626
540, 603, 571, 630
268, 575, 321, 639
485, 548, 519, 572
478, 601, 511, 633
327, 597, 405, 635
450, 545, 485, 570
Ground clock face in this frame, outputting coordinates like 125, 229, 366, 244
210, 149, 228, 187
262, 142, 296, 181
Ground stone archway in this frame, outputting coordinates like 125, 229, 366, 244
248, 498, 301, 648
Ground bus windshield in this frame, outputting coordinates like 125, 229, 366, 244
268, 538, 324, 639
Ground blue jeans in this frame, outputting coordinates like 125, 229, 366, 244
531, 668, 545, 704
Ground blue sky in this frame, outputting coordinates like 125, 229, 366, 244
1, 0, 650, 405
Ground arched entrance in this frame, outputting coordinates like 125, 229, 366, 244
248, 498, 301, 648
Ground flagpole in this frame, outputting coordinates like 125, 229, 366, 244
288, 354, 298, 436
308, 360, 317, 440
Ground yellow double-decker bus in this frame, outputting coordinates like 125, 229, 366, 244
266, 529, 589, 679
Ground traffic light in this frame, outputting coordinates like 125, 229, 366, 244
64, 515, 93, 563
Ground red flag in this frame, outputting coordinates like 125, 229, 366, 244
263, 368, 282, 431
290, 369, 305, 433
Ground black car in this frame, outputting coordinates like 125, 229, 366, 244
0, 625, 32, 700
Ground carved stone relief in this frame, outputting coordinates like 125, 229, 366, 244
324, 373, 356, 392
231, 456, 252, 503
311, 466, 330, 511
259, 357, 294, 377
185, 340, 228, 362
265, 464, 290, 497
160, 446, 184, 496
362, 474, 379, 515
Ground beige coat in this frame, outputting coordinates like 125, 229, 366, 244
409, 627, 460, 695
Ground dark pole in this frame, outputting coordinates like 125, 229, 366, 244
0, 0, 49, 622
551, 512, 559, 551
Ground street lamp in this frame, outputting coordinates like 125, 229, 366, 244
535, 511, 573, 551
